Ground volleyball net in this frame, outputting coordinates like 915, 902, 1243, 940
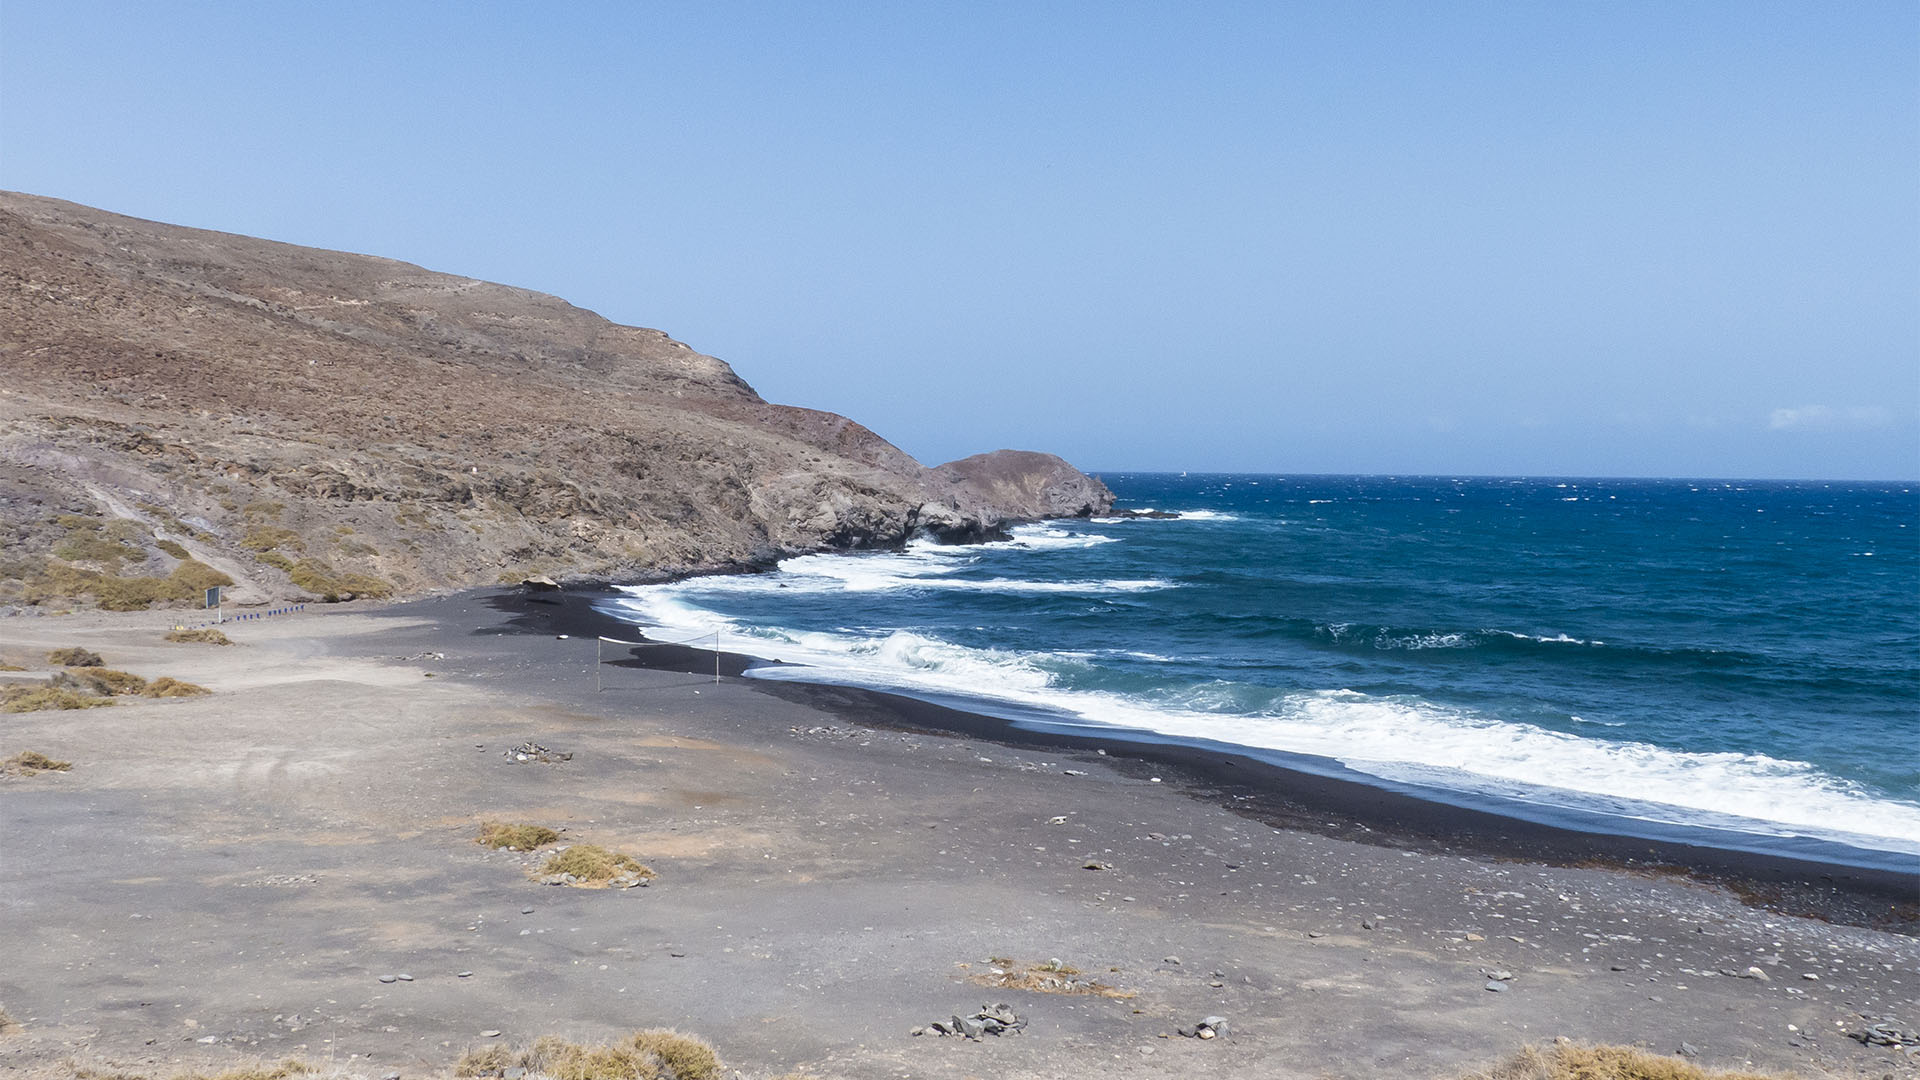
594, 631, 722, 690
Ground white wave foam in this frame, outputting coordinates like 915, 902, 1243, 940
1171, 509, 1239, 521
604, 590, 1920, 855
979, 525, 1119, 551
621, 546, 1168, 602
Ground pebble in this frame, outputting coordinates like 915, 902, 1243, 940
522, 907, 535, 914
396, 973, 413, 982
458, 971, 473, 978
1744, 967, 1770, 981
480, 1030, 502, 1038
378, 975, 397, 984
1679, 1043, 1699, 1057
383, 1072, 401, 1080
1485, 981, 1508, 993
1802, 973, 1820, 981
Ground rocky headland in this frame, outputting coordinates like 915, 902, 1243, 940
0, 192, 1111, 609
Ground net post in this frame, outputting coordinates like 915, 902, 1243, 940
714, 631, 721, 685
595, 636, 602, 694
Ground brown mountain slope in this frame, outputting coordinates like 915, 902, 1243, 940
0, 192, 1111, 608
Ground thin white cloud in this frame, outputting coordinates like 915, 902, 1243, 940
1768, 405, 1892, 431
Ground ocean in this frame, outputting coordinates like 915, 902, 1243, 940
603, 474, 1920, 870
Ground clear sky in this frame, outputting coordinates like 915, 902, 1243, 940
3, 2, 1915, 479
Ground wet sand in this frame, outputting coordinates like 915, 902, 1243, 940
1, 589, 1915, 1079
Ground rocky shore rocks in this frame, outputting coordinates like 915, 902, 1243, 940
0, 191, 1112, 610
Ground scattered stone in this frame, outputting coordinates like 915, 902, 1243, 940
383, 1071, 401, 1080
378, 975, 397, 984
1802, 973, 1820, 981
1361, 919, 1375, 930
521, 907, 535, 914
1482, 969, 1514, 982
396, 973, 413, 982
1306, 931, 1325, 939
1744, 967, 1770, 981
1063, 769, 1088, 776
1465, 933, 1485, 942
480, 1029, 502, 1038
1679, 1043, 1700, 1057
1485, 981, 1508, 993
910, 1026, 925, 1037
1176, 1016, 1230, 1040
1082, 861, 1109, 871
458, 971, 473, 978
1163, 956, 1181, 965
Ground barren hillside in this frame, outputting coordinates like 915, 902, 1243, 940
0, 192, 1110, 609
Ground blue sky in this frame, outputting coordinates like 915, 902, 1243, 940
3, 2, 1914, 479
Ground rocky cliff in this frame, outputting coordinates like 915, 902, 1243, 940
0, 192, 1112, 609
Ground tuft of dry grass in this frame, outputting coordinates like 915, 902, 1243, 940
477, 821, 560, 851
1, 686, 115, 713
4, 750, 73, 774
970, 957, 1134, 999
462, 1030, 721, 1080
143, 676, 210, 698
541, 844, 656, 887
166, 628, 233, 645
47, 646, 104, 667
66, 667, 148, 695
1460, 1043, 1792, 1080
0, 662, 25, 672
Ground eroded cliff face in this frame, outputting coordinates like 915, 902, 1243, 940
0, 192, 1111, 608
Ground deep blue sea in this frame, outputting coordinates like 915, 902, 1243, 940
605, 475, 1920, 868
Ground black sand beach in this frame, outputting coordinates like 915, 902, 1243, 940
1, 590, 1916, 1079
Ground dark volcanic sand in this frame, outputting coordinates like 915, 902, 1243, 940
1, 589, 1916, 1080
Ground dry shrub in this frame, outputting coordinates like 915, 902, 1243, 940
466, 1030, 720, 1080
970, 958, 1134, 999
1, 686, 114, 713
155, 539, 191, 559
4, 750, 73, 774
288, 558, 392, 601
166, 628, 232, 645
455, 1044, 517, 1076
25, 558, 233, 611
47, 647, 104, 667
541, 844, 655, 886
478, 821, 560, 851
0, 662, 25, 671
143, 677, 210, 698
1460, 1043, 1788, 1080
66, 667, 149, 695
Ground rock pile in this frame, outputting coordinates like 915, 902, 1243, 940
913, 1004, 1024, 1039
1850, 1018, 1918, 1054
1176, 1016, 1230, 1040
504, 742, 570, 764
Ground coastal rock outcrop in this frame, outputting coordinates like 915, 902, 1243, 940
0, 191, 1112, 608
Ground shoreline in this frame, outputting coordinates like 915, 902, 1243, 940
491, 586, 1920, 932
